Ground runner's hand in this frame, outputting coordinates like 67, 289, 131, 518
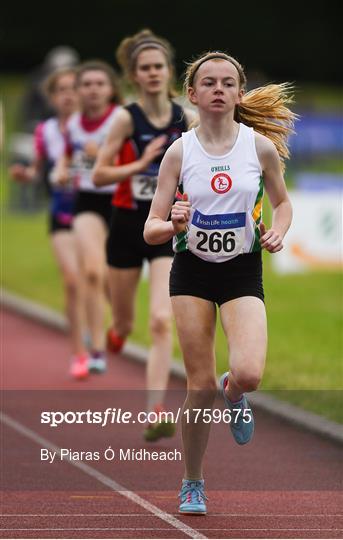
140, 135, 168, 169
171, 193, 191, 234
9, 164, 35, 183
260, 221, 283, 253
55, 167, 70, 186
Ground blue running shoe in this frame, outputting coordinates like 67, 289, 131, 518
179, 479, 207, 515
88, 355, 107, 374
219, 372, 254, 445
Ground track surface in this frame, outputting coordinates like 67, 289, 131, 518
1, 307, 342, 539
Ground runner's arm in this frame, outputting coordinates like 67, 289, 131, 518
256, 133, 293, 252
54, 153, 72, 186
10, 123, 46, 182
144, 139, 185, 245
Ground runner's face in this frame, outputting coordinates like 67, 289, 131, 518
78, 70, 113, 110
134, 49, 170, 95
50, 74, 77, 116
188, 60, 243, 114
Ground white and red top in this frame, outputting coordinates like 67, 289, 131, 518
35, 117, 66, 169
34, 118, 75, 225
66, 104, 121, 194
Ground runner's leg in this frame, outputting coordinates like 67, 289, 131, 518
172, 295, 217, 480
147, 257, 173, 411
73, 212, 108, 352
50, 230, 85, 355
219, 296, 267, 401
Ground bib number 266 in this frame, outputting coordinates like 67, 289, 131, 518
196, 230, 236, 253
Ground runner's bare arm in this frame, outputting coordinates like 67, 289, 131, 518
54, 153, 72, 186
255, 133, 293, 253
9, 156, 43, 183
144, 139, 184, 245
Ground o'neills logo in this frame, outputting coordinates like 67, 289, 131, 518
211, 173, 232, 194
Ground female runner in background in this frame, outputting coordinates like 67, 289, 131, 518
93, 29, 195, 440
56, 60, 122, 375
10, 68, 89, 379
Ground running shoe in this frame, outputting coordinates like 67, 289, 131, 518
143, 420, 176, 442
219, 371, 254, 445
179, 479, 207, 515
88, 353, 107, 374
106, 328, 125, 353
70, 354, 89, 380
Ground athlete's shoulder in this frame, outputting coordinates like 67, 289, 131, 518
104, 106, 134, 143
254, 131, 278, 157
109, 103, 123, 119
164, 137, 183, 161
34, 120, 46, 137
111, 106, 133, 129
42, 116, 57, 129
118, 104, 135, 121
66, 111, 80, 130
34, 117, 60, 144
254, 131, 281, 172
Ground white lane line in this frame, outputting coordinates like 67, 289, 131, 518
0, 512, 343, 519
1, 513, 342, 518
0, 411, 206, 540
1, 528, 342, 532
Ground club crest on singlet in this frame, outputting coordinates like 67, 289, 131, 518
211, 173, 232, 194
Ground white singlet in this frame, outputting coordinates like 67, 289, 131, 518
66, 106, 121, 193
173, 123, 264, 262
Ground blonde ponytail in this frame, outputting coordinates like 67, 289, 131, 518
237, 83, 297, 172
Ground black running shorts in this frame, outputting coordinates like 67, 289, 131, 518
74, 191, 113, 228
107, 206, 173, 268
169, 250, 264, 306
48, 213, 72, 234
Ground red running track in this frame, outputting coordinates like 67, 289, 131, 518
1, 307, 342, 539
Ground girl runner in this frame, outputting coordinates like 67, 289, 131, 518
144, 51, 296, 513
10, 68, 88, 379
56, 60, 122, 375
93, 29, 195, 440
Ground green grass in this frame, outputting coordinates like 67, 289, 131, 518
1, 75, 342, 423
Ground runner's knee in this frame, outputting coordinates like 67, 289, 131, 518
232, 368, 262, 392
62, 272, 79, 296
84, 266, 104, 287
149, 312, 171, 338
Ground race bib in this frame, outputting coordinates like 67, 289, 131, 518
132, 173, 158, 201
188, 209, 246, 262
